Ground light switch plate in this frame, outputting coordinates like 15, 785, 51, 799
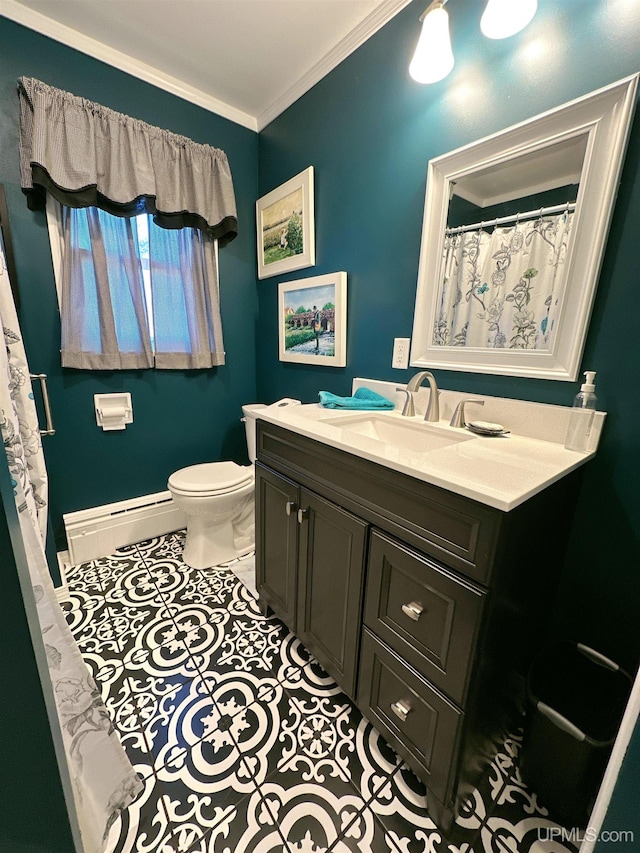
392, 338, 411, 369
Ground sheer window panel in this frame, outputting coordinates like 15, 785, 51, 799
148, 218, 225, 369
60, 207, 153, 369
48, 204, 225, 370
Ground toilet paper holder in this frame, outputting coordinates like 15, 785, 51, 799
94, 392, 133, 431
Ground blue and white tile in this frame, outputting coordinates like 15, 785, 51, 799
103, 764, 174, 853
208, 567, 259, 616
94, 552, 153, 596
117, 605, 213, 672
73, 605, 122, 658
104, 562, 167, 611
257, 777, 383, 853
169, 789, 286, 853
200, 613, 292, 678
61, 586, 112, 638
64, 558, 108, 595
129, 671, 211, 761
131, 533, 186, 566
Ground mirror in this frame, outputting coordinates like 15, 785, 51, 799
411, 75, 638, 381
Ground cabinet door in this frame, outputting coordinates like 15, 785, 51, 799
255, 463, 299, 630
296, 488, 367, 698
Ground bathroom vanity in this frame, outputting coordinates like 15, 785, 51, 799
254, 395, 597, 831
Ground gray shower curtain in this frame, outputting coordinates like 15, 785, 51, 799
0, 237, 142, 851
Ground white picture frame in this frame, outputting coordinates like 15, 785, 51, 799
256, 166, 315, 279
278, 272, 347, 367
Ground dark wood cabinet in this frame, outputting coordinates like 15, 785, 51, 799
255, 420, 579, 831
255, 463, 298, 627
255, 462, 367, 697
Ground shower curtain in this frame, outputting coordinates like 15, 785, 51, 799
433, 210, 574, 350
0, 239, 142, 851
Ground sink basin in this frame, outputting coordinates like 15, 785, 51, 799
321, 413, 473, 453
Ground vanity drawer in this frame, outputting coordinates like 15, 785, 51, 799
357, 629, 462, 804
364, 530, 484, 706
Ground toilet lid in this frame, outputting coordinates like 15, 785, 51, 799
168, 461, 253, 495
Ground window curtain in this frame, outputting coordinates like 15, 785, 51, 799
61, 207, 153, 369
0, 240, 143, 853
60, 207, 225, 369
433, 211, 573, 350
18, 76, 237, 245
148, 217, 225, 368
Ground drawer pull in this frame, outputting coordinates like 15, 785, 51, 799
391, 699, 412, 722
285, 500, 297, 516
401, 601, 424, 621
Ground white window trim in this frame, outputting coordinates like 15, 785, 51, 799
45, 195, 64, 307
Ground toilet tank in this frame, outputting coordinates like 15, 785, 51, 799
242, 404, 267, 463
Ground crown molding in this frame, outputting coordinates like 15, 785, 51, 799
1, 0, 258, 131
2, 0, 412, 133
257, 0, 413, 131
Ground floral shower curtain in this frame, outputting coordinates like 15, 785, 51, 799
0, 240, 142, 852
433, 210, 574, 350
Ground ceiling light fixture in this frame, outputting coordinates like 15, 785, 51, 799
409, 1, 454, 85
410, 0, 538, 85
480, 0, 538, 40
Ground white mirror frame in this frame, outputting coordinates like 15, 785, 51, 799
411, 75, 638, 381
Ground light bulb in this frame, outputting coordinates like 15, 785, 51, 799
480, 0, 537, 39
409, 3, 454, 85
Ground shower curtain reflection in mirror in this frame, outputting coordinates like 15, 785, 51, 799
433, 209, 574, 351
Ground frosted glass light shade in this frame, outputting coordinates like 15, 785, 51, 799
409, 4, 454, 84
480, 0, 537, 39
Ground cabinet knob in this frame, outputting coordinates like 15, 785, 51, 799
401, 601, 424, 621
390, 699, 411, 722
297, 507, 308, 524
285, 500, 297, 516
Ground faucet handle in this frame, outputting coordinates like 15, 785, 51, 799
450, 398, 484, 428
396, 388, 415, 417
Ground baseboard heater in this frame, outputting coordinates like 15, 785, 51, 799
63, 491, 187, 565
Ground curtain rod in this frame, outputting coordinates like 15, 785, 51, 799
445, 201, 576, 236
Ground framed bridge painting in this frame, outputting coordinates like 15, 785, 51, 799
256, 167, 315, 279
278, 272, 347, 366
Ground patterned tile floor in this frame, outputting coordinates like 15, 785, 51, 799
60, 531, 579, 853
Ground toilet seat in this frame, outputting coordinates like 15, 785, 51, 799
168, 461, 253, 498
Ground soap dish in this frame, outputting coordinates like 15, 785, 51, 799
466, 420, 510, 436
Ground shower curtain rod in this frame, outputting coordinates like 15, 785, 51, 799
445, 201, 576, 236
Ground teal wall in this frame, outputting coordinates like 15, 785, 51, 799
257, 0, 640, 673
596, 719, 640, 850
0, 17, 259, 550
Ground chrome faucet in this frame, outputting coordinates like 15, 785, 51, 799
449, 398, 484, 428
398, 370, 440, 422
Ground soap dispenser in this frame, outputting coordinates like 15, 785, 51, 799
565, 371, 597, 452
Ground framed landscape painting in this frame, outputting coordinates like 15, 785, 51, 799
256, 167, 315, 279
278, 272, 347, 366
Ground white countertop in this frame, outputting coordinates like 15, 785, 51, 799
254, 381, 604, 512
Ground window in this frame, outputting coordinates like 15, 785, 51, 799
47, 200, 225, 370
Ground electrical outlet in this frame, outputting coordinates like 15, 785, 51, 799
392, 337, 411, 369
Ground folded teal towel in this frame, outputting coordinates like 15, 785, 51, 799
318, 387, 395, 409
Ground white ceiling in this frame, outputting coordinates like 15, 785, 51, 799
3, 0, 413, 130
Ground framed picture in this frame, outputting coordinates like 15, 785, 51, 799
256, 166, 315, 279
278, 272, 347, 366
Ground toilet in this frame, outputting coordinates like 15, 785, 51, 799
168, 403, 266, 570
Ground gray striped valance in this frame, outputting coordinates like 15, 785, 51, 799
18, 77, 238, 245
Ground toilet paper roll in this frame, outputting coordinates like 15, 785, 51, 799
101, 406, 128, 419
